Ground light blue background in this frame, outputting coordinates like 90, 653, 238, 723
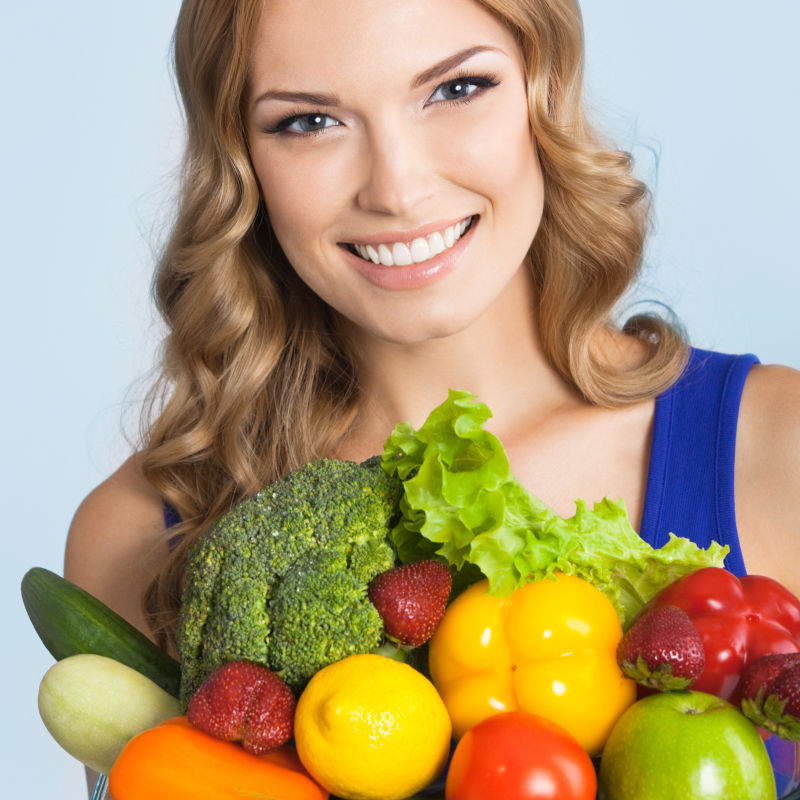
2, 2, 798, 796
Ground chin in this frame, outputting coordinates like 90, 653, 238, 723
373, 303, 488, 346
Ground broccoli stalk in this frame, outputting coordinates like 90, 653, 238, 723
177, 457, 402, 706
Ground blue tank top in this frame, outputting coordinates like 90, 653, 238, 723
638, 347, 759, 576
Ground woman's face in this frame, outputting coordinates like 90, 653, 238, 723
246, 0, 544, 345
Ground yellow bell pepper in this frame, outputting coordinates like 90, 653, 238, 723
428, 574, 636, 755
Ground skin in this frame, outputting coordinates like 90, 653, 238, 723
66, 0, 800, 702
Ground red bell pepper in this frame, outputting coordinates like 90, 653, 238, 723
649, 567, 800, 700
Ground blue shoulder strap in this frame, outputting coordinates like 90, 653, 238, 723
163, 499, 184, 553
639, 348, 759, 576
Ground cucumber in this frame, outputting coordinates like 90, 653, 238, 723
21, 566, 180, 698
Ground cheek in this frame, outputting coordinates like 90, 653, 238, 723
253, 148, 347, 261
485, 105, 541, 206
437, 98, 542, 216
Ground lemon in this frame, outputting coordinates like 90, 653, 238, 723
294, 653, 452, 800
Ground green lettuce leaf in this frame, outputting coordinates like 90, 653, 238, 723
381, 389, 728, 627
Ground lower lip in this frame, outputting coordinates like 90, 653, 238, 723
339, 218, 478, 291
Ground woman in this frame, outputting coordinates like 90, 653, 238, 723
66, 0, 800, 672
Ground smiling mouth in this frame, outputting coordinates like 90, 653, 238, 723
345, 215, 476, 267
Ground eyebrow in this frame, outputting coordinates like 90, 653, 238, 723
253, 89, 341, 108
251, 45, 504, 110
411, 45, 502, 89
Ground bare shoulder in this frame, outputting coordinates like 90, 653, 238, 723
64, 454, 170, 641
737, 363, 800, 484
735, 363, 800, 595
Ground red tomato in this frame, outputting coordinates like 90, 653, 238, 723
445, 711, 596, 800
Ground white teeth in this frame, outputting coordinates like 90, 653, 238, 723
350, 216, 473, 267
410, 237, 430, 263
429, 231, 445, 255
392, 242, 412, 266
378, 243, 393, 266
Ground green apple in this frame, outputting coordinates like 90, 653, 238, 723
598, 690, 776, 800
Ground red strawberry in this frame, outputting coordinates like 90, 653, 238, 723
616, 605, 705, 691
368, 560, 452, 647
739, 652, 800, 701
740, 652, 800, 740
187, 660, 296, 755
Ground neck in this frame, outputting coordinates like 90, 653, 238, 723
337, 267, 581, 457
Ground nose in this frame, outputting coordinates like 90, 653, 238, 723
355, 123, 436, 217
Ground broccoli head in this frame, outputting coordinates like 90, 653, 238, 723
177, 457, 402, 705
267, 541, 393, 688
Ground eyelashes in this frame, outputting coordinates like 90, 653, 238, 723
425, 72, 499, 107
264, 72, 501, 138
267, 112, 341, 136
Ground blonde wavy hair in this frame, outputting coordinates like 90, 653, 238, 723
143, 0, 687, 646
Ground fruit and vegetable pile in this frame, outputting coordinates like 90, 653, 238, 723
22, 391, 800, 799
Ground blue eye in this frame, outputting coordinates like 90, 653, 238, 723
427, 74, 499, 105
430, 79, 478, 102
273, 113, 340, 135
